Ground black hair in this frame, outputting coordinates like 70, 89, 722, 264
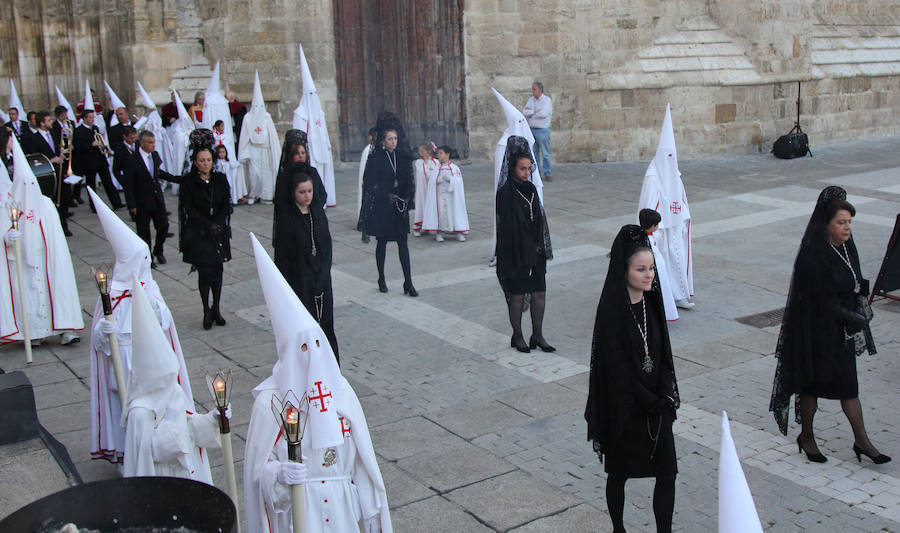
215, 144, 229, 160
368, 127, 378, 137
53, 106, 68, 118
191, 146, 215, 162
35, 111, 50, 125
213, 119, 224, 129
291, 171, 313, 191
824, 198, 856, 223
437, 145, 452, 155
27, 111, 37, 122
121, 125, 137, 136
638, 208, 662, 230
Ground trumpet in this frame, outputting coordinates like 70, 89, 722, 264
56, 120, 75, 207
94, 131, 114, 157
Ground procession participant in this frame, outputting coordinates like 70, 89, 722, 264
273, 130, 326, 235
166, 90, 194, 181
495, 136, 553, 353
0, 131, 11, 198
6, 80, 27, 144
202, 63, 246, 204
238, 71, 280, 205
274, 171, 338, 362
122, 277, 223, 482
74, 81, 124, 211
638, 104, 694, 309
244, 233, 392, 533
134, 82, 177, 175
104, 80, 132, 154
188, 91, 204, 127
422, 144, 469, 242
357, 127, 377, 240
490, 88, 544, 266
1, 138, 82, 346
23, 111, 39, 154
585, 224, 680, 533
225, 89, 247, 148
639, 208, 678, 321
87, 186, 194, 464
412, 142, 437, 237
293, 43, 336, 207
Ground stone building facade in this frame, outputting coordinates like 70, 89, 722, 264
2, 0, 899, 163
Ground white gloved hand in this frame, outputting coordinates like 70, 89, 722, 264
221, 403, 232, 420
99, 318, 116, 336
4, 229, 21, 245
277, 461, 308, 486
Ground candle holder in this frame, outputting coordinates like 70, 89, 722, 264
205, 370, 233, 434
8, 205, 19, 231
90, 264, 113, 315
271, 391, 309, 463
91, 263, 126, 408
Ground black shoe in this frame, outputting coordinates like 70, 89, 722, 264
403, 282, 418, 297
378, 278, 388, 293
63, 228, 73, 237
853, 444, 891, 464
511, 336, 530, 353
213, 308, 226, 326
155, 253, 167, 265
113, 204, 124, 211
165, 232, 174, 238
797, 435, 827, 463
74, 196, 84, 204
529, 335, 556, 352
362, 234, 370, 243
202, 309, 213, 330
151, 261, 157, 269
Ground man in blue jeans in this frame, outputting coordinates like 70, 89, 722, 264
523, 81, 553, 181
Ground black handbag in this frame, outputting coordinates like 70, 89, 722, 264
773, 125, 811, 159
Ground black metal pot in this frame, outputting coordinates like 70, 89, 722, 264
0, 476, 236, 532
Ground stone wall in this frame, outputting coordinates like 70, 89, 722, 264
2, 0, 900, 163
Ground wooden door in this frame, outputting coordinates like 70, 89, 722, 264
333, 0, 468, 161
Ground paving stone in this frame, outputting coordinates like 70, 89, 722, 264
425, 398, 534, 439
390, 496, 493, 533
396, 441, 517, 493
378, 460, 437, 508
371, 417, 466, 461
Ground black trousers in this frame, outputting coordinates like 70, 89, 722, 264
135, 204, 169, 256
85, 164, 123, 209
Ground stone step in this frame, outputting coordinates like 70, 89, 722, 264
640, 42, 747, 59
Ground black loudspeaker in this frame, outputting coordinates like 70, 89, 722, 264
772, 81, 813, 159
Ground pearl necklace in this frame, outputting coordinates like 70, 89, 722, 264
515, 187, 535, 222
628, 296, 653, 373
829, 242, 858, 291
308, 210, 317, 257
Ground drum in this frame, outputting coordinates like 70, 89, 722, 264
25, 152, 57, 199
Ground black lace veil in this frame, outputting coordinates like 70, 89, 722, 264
496, 135, 553, 260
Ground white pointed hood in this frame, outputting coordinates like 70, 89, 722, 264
251, 70, 264, 109
173, 90, 192, 126
81, 79, 93, 117
292, 43, 336, 206
104, 80, 126, 126
87, 186, 152, 292
718, 412, 764, 533
9, 136, 47, 266
124, 277, 184, 424
492, 88, 534, 146
8, 80, 24, 118
55, 86, 76, 122
249, 232, 344, 450
133, 82, 158, 131
203, 62, 227, 106
136, 82, 155, 110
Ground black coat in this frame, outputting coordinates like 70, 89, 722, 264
362, 148, 413, 241
72, 124, 110, 174
178, 170, 232, 266
30, 130, 59, 160
5, 120, 28, 145
121, 149, 181, 210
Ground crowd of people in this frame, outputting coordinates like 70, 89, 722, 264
1, 68, 892, 533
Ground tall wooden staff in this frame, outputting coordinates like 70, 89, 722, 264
8, 207, 32, 364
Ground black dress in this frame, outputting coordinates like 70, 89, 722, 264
496, 178, 547, 295
178, 170, 232, 267
363, 148, 413, 241
273, 202, 339, 362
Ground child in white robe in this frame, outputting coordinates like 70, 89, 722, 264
215, 145, 245, 205
413, 142, 438, 237
422, 145, 469, 242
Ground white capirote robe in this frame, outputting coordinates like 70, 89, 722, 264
238, 111, 280, 202
1, 198, 83, 342
123, 388, 219, 483
647, 231, 679, 321
413, 157, 437, 231
357, 144, 372, 215
638, 172, 693, 301
422, 161, 469, 234
244, 378, 392, 533
215, 159, 245, 205
89, 280, 195, 463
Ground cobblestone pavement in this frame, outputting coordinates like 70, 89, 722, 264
2, 136, 900, 531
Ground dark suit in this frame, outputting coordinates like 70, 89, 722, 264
107, 122, 131, 155
5, 120, 29, 146
73, 124, 123, 209
49, 120, 75, 224
122, 149, 181, 256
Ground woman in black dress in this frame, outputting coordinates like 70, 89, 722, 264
770, 186, 888, 464
362, 120, 417, 296
178, 144, 233, 330
273, 170, 339, 363
585, 224, 679, 533
495, 136, 554, 352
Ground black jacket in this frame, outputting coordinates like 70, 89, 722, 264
178, 170, 232, 266
121, 149, 181, 210
72, 124, 108, 174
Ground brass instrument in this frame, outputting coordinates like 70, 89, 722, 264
94, 131, 114, 157
56, 120, 74, 207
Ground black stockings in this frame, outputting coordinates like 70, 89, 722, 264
507, 294, 525, 342
375, 237, 412, 284
801, 394, 880, 454
606, 474, 675, 533
506, 291, 547, 343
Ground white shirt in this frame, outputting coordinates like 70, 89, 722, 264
523, 94, 553, 129
139, 148, 154, 176
40, 130, 54, 152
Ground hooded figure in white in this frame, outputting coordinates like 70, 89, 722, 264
638, 104, 694, 306
718, 412, 764, 533
8, 80, 24, 121
87, 186, 194, 464
134, 82, 177, 175
422, 154, 469, 239
293, 44, 336, 208
166, 90, 194, 182
238, 71, 280, 204
244, 233, 392, 533
104, 80, 128, 127
55, 86, 77, 122
202, 62, 247, 203
490, 88, 544, 263
1, 138, 83, 344
122, 277, 222, 482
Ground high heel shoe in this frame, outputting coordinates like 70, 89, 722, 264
529, 336, 557, 352
213, 307, 226, 326
378, 278, 388, 293
853, 444, 891, 464
202, 309, 213, 330
403, 282, 418, 297
511, 336, 530, 353
796, 435, 827, 463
